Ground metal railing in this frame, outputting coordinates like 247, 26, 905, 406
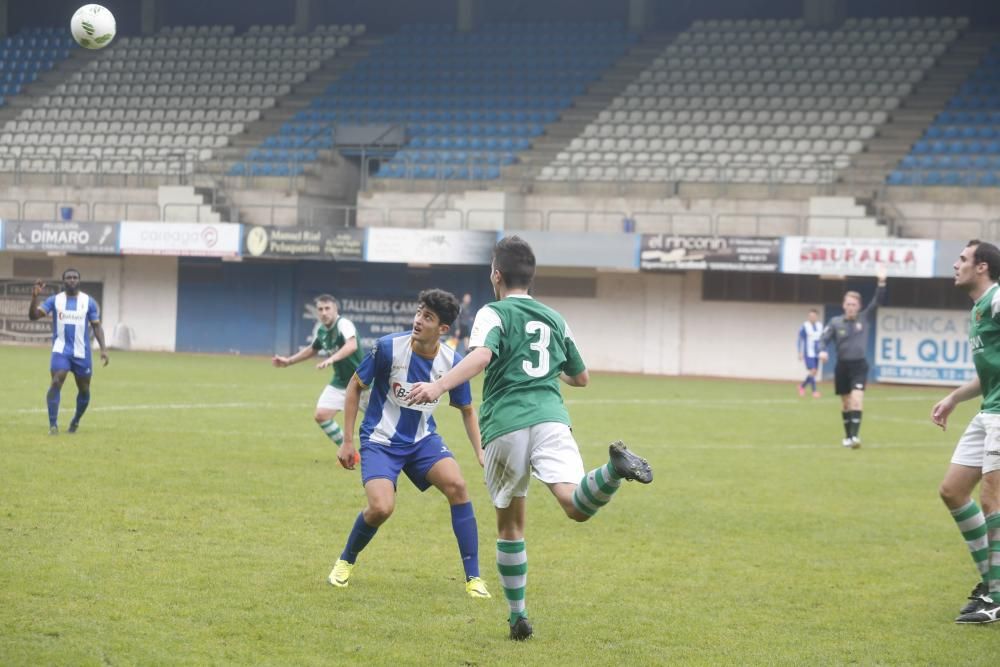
0, 151, 199, 186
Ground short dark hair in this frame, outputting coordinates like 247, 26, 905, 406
418, 288, 460, 328
315, 294, 337, 307
62, 268, 80, 279
493, 235, 535, 290
967, 240, 1000, 281
808, 308, 818, 314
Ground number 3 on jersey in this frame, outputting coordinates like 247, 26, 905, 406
522, 321, 551, 377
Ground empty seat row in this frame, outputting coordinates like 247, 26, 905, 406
613, 95, 900, 112
54, 83, 290, 97
598, 108, 887, 125
77, 71, 308, 85
295, 109, 559, 124
0, 133, 227, 148
5, 120, 245, 135
100, 48, 337, 65
561, 137, 864, 156
39, 95, 274, 110
583, 124, 876, 141
23, 107, 259, 123
888, 170, 1000, 187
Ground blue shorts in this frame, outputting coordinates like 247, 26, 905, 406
360, 433, 454, 492
804, 356, 819, 371
51, 353, 92, 377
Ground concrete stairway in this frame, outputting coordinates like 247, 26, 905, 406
836, 30, 999, 197
500, 32, 676, 184
194, 34, 384, 190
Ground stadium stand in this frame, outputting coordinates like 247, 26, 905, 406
0, 24, 362, 179
0, 27, 74, 109
537, 16, 967, 185
888, 36, 1000, 187
240, 23, 637, 181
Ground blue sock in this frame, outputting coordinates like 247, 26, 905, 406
450, 501, 480, 580
72, 391, 90, 425
46, 387, 60, 427
806, 376, 816, 392
339, 512, 379, 564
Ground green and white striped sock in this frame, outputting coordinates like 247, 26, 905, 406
950, 500, 989, 584
987, 512, 1000, 601
497, 539, 527, 625
319, 419, 343, 445
571, 462, 622, 517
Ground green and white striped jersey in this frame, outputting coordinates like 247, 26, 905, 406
468, 295, 586, 445
311, 316, 364, 390
970, 284, 1000, 413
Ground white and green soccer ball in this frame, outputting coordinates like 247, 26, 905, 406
71, 4, 116, 50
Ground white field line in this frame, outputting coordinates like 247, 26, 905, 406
3, 394, 945, 415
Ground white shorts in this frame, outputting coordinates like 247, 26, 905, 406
316, 385, 346, 411
483, 422, 586, 509
952, 412, 1000, 473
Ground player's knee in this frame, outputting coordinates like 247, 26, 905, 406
365, 502, 394, 525
567, 507, 590, 522
314, 411, 330, 423
441, 478, 468, 503
938, 482, 968, 507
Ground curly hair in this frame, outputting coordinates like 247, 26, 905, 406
418, 289, 460, 328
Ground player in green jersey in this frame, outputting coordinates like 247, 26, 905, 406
273, 294, 366, 449
407, 235, 653, 641
931, 240, 1000, 624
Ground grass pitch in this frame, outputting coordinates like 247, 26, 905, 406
1, 345, 998, 665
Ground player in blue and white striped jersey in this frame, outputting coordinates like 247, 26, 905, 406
797, 308, 823, 398
28, 269, 109, 435
327, 289, 491, 599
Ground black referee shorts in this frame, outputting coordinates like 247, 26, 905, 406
835, 359, 869, 396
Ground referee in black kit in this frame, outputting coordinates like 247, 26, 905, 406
819, 265, 887, 449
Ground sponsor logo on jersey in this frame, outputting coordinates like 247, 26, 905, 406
391, 381, 439, 408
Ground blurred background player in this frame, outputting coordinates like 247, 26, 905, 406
406, 236, 653, 641
797, 308, 823, 398
455, 292, 476, 355
328, 289, 490, 599
272, 294, 364, 450
27, 269, 109, 435
819, 266, 887, 449
930, 240, 1000, 625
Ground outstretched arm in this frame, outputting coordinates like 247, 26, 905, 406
931, 376, 981, 431
272, 345, 318, 368
861, 265, 888, 320
407, 346, 493, 405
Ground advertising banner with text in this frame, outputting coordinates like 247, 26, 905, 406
639, 234, 781, 272
781, 237, 936, 277
119, 222, 242, 257
1, 220, 119, 254
873, 307, 975, 385
242, 225, 364, 261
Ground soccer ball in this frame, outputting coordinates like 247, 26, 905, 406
70, 4, 116, 50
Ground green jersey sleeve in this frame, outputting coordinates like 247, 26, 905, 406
562, 321, 586, 377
